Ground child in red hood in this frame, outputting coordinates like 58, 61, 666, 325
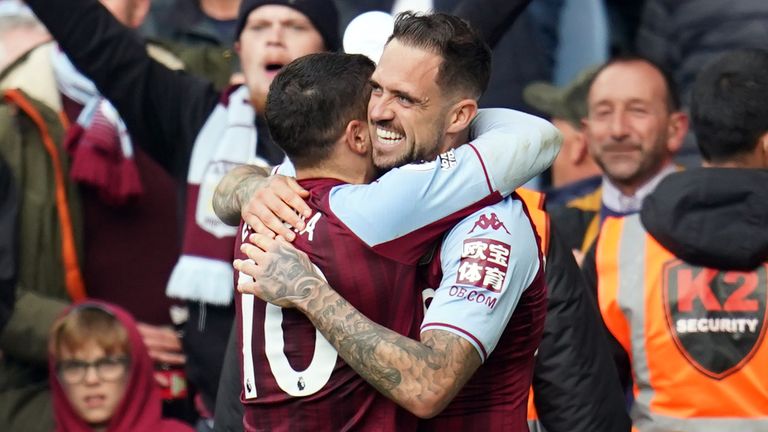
49, 301, 192, 432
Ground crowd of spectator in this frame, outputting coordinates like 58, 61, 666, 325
0, 0, 766, 431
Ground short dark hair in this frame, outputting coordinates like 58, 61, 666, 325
690, 49, 768, 163
591, 55, 681, 112
265, 53, 375, 168
388, 11, 491, 100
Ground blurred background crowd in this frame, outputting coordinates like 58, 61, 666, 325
0, 0, 766, 431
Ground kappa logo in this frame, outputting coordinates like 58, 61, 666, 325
469, 212, 510, 234
662, 260, 768, 379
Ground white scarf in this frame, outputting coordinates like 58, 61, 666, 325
166, 85, 268, 305
51, 45, 141, 205
51, 45, 134, 161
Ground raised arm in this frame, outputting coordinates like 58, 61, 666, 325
452, 0, 532, 49
24, 0, 219, 175
331, 108, 560, 262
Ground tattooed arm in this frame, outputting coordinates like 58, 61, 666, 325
212, 165, 310, 235
235, 234, 482, 418
213, 165, 270, 226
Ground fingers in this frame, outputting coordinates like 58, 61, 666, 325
240, 241, 269, 264
233, 258, 262, 296
248, 232, 277, 251
263, 177, 311, 239
243, 214, 273, 239
136, 323, 186, 366
234, 256, 262, 278
243, 194, 292, 240
240, 176, 311, 242
281, 176, 311, 216
137, 323, 183, 350
150, 350, 187, 366
236, 279, 261, 296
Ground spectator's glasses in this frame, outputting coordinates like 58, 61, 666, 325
57, 356, 130, 384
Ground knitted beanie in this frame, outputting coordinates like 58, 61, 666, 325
235, 0, 340, 52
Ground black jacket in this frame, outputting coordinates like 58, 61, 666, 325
0, 154, 17, 333
533, 221, 630, 432
637, 0, 768, 103
642, 169, 768, 270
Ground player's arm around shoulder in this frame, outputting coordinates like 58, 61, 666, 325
213, 164, 273, 226
330, 108, 561, 252
469, 108, 562, 196
213, 162, 311, 240
422, 197, 542, 364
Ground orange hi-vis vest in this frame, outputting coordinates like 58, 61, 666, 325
516, 189, 550, 432
597, 214, 768, 431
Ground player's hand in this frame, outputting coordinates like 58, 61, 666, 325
241, 175, 311, 242
234, 233, 323, 309
136, 323, 186, 366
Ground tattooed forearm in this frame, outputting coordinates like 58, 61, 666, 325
212, 164, 270, 226
296, 283, 482, 417
256, 245, 322, 306
246, 238, 483, 416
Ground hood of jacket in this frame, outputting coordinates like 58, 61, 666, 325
641, 168, 768, 270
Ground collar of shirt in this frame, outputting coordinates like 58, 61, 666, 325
601, 163, 678, 213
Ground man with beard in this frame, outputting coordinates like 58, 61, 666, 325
587, 48, 768, 431
550, 56, 688, 259
229, 12, 563, 432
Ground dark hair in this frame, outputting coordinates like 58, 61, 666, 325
265, 53, 375, 168
388, 12, 491, 99
591, 55, 681, 112
690, 49, 768, 163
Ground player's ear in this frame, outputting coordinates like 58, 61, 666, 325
445, 98, 478, 134
344, 119, 369, 155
